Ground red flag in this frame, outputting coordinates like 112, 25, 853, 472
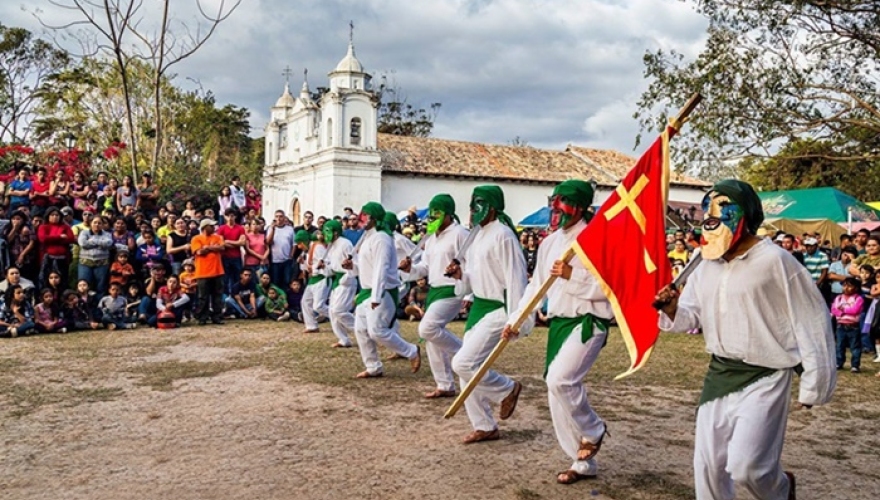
573, 127, 676, 379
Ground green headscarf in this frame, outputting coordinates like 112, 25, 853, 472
294, 230, 312, 244
709, 179, 764, 234
552, 179, 594, 209
383, 212, 401, 235
427, 194, 458, 234
361, 202, 389, 234
322, 219, 343, 242
471, 185, 516, 233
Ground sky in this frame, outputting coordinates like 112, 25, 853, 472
4, 0, 709, 155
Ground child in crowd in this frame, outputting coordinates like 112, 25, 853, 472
1, 285, 36, 337
286, 279, 304, 322
76, 279, 99, 319
110, 250, 136, 287
99, 283, 130, 330
45, 270, 65, 305
35, 288, 66, 333
151, 276, 189, 327
858, 265, 875, 296
264, 286, 289, 321
61, 290, 100, 331
832, 277, 865, 372
178, 259, 198, 321
182, 200, 196, 220
124, 283, 144, 324
136, 230, 165, 276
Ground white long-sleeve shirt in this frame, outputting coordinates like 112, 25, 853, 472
455, 219, 528, 319
354, 228, 401, 304
325, 236, 356, 287
410, 222, 469, 288
307, 242, 328, 275
393, 232, 421, 283
659, 238, 836, 406
508, 220, 611, 332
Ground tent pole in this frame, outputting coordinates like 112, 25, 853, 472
848, 207, 853, 234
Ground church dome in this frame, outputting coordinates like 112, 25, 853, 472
274, 83, 295, 108
333, 43, 364, 73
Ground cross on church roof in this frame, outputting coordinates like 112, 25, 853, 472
349, 20, 354, 43
282, 65, 293, 84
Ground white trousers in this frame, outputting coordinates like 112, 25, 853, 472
301, 279, 330, 330
451, 308, 515, 432
354, 292, 418, 375
546, 325, 606, 475
694, 369, 793, 500
418, 297, 463, 392
328, 285, 355, 346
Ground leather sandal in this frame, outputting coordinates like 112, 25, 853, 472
499, 381, 522, 420
556, 469, 596, 485
577, 423, 609, 461
410, 345, 421, 373
462, 428, 500, 444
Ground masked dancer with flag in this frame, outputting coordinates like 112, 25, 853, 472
502, 179, 612, 484
322, 220, 356, 348
654, 179, 836, 500
446, 186, 529, 444
400, 194, 468, 399
345, 202, 421, 378
295, 230, 330, 333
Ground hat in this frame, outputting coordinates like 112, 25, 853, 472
774, 233, 786, 242
60, 206, 73, 216
199, 218, 217, 229
142, 171, 152, 177
408, 205, 417, 212
83, 208, 96, 216
804, 237, 819, 246
182, 258, 195, 268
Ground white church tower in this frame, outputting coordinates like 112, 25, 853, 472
262, 28, 381, 223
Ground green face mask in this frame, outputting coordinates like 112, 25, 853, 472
470, 196, 490, 226
426, 209, 445, 235
322, 227, 336, 243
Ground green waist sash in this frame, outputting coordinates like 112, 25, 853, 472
699, 355, 801, 406
425, 285, 457, 311
465, 296, 505, 333
330, 272, 345, 290
308, 274, 327, 286
355, 287, 400, 307
545, 314, 610, 379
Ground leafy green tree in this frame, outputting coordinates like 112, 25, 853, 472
0, 24, 69, 143
635, 1, 880, 181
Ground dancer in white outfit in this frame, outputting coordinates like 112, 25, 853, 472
400, 194, 467, 398
295, 230, 329, 333
446, 185, 530, 444
503, 180, 611, 484
322, 220, 356, 348
345, 202, 421, 378
655, 179, 836, 500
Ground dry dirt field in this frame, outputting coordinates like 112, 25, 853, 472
1, 319, 878, 500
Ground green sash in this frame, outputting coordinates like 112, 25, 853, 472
544, 314, 610, 379
307, 274, 326, 286
330, 272, 345, 291
425, 285, 456, 311
698, 355, 779, 406
355, 288, 400, 307
464, 296, 505, 333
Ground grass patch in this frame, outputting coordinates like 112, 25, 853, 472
2, 383, 124, 418
129, 359, 255, 391
514, 487, 543, 500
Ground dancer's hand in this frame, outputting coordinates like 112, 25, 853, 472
501, 324, 519, 341
652, 285, 679, 318
550, 260, 572, 280
444, 261, 461, 279
398, 257, 412, 272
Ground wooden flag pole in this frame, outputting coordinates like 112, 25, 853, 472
443, 92, 702, 420
444, 246, 576, 419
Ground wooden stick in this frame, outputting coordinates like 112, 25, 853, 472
444, 246, 576, 419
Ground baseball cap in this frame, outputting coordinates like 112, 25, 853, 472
803, 237, 818, 245
774, 234, 786, 242
199, 218, 217, 229
60, 206, 73, 216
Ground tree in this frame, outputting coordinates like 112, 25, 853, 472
635, 1, 880, 181
376, 74, 441, 137
0, 24, 69, 143
507, 136, 531, 148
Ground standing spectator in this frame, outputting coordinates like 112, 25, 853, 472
831, 277, 864, 372
49, 170, 71, 207
8, 167, 32, 211
342, 215, 364, 245
29, 167, 52, 217
854, 228, 870, 255
522, 233, 540, 278
295, 211, 318, 234
828, 246, 858, 302
165, 218, 191, 275
116, 175, 138, 211
156, 213, 176, 245
780, 234, 805, 265
404, 205, 420, 227
216, 208, 246, 294
110, 218, 136, 256
266, 210, 295, 288
37, 207, 75, 287
191, 218, 226, 325
70, 171, 90, 216
230, 176, 246, 211
137, 172, 159, 216
78, 216, 114, 295
135, 229, 165, 276
244, 218, 269, 275
667, 239, 690, 264
830, 234, 853, 262
109, 250, 136, 288
803, 236, 831, 302
224, 269, 258, 319
217, 186, 234, 214
849, 235, 880, 276
182, 200, 197, 220
245, 181, 261, 215
5, 210, 37, 282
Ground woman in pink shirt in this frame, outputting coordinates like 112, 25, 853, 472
244, 218, 269, 276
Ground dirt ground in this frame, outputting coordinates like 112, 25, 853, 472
1, 320, 878, 500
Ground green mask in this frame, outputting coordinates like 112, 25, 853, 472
470, 196, 490, 226
322, 227, 335, 243
426, 209, 445, 235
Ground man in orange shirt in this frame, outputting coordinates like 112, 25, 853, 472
191, 218, 226, 325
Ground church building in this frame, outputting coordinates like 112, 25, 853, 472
262, 39, 708, 226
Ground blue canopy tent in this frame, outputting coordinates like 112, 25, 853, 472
518, 206, 551, 227
396, 208, 429, 223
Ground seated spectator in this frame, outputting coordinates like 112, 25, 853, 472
264, 286, 289, 321
287, 279, 304, 321
99, 283, 131, 330
403, 277, 429, 321
35, 288, 66, 334
255, 272, 284, 310
178, 259, 197, 320
136, 229, 165, 276
138, 266, 168, 323
124, 283, 144, 323
61, 290, 100, 331
149, 276, 190, 327
1, 285, 35, 337
0, 266, 36, 300
224, 269, 258, 319
44, 270, 64, 304
76, 279, 99, 318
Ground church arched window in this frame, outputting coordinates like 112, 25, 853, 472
350, 118, 361, 146
327, 118, 333, 147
